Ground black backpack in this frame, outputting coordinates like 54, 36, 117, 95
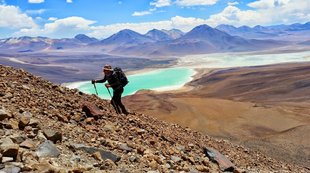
113, 67, 129, 87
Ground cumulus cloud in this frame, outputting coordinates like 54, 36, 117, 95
248, 0, 290, 9
175, 0, 218, 6
207, 0, 310, 27
66, 0, 73, 3
150, 0, 171, 7
0, 5, 37, 29
8, 0, 310, 39
15, 16, 96, 38
228, 1, 239, 6
132, 8, 156, 17
28, 0, 44, 3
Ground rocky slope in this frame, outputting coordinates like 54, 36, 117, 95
0, 65, 308, 173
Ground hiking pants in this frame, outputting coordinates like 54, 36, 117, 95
111, 87, 128, 114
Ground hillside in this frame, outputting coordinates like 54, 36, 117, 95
0, 65, 308, 172
124, 63, 310, 169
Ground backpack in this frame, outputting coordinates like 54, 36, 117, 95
113, 67, 129, 87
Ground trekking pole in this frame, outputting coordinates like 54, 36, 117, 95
93, 83, 98, 95
107, 87, 120, 114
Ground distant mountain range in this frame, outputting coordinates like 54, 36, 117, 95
0, 22, 309, 56
216, 22, 310, 40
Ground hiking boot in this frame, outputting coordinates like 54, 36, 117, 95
121, 109, 130, 115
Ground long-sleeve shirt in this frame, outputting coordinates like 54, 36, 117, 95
96, 73, 122, 90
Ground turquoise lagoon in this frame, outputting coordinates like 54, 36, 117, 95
66, 68, 196, 99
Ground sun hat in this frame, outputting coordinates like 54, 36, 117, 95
103, 64, 113, 71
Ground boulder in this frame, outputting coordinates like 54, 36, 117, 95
36, 140, 60, 158
18, 116, 30, 130
81, 102, 104, 119
43, 129, 62, 143
3, 119, 19, 130
204, 147, 235, 172
10, 135, 26, 144
20, 139, 36, 149
70, 143, 120, 162
0, 143, 19, 159
0, 108, 11, 121
118, 143, 133, 152
0, 165, 21, 173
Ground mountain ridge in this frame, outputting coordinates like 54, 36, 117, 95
0, 22, 309, 55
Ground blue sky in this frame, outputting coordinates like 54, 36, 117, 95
0, 0, 310, 38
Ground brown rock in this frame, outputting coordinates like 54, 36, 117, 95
19, 116, 30, 129
234, 168, 246, 173
137, 129, 146, 135
104, 159, 116, 169
4, 119, 19, 129
31, 161, 60, 173
150, 140, 156, 145
149, 160, 158, 170
85, 117, 95, 124
196, 165, 209, 172
55, 114, 69, 123
92, 151, 103, 161
20, 139, 36, 149
0, 143, 19, 159
0, 108, 12, 121
137, 147, 145, 155
81, 101, 104, 118
29, 119, 40, 128
43, 129, 62, 143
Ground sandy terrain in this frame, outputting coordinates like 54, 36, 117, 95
124, 62, 310, 167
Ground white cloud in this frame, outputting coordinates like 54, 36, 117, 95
207, 0, 310, 27
9, 0, 310, 39
66, 0, 73, 3
248, 0, 275, 9
48, 17, 58, 21
28, 0, 44, 3
175, 0, 218, 6
0, 5, 37, 29
248, 0, 291, 9
228, 1, 239, 6
26, 9, 46, 15
132, 10, 152, 17
15, 16, 96, 38
150, 0, 171, 7
132, 8, 156, 17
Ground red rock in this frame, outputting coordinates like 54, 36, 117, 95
81, 101, 104, 119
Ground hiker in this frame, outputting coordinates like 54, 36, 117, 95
91, 65, 129, 115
